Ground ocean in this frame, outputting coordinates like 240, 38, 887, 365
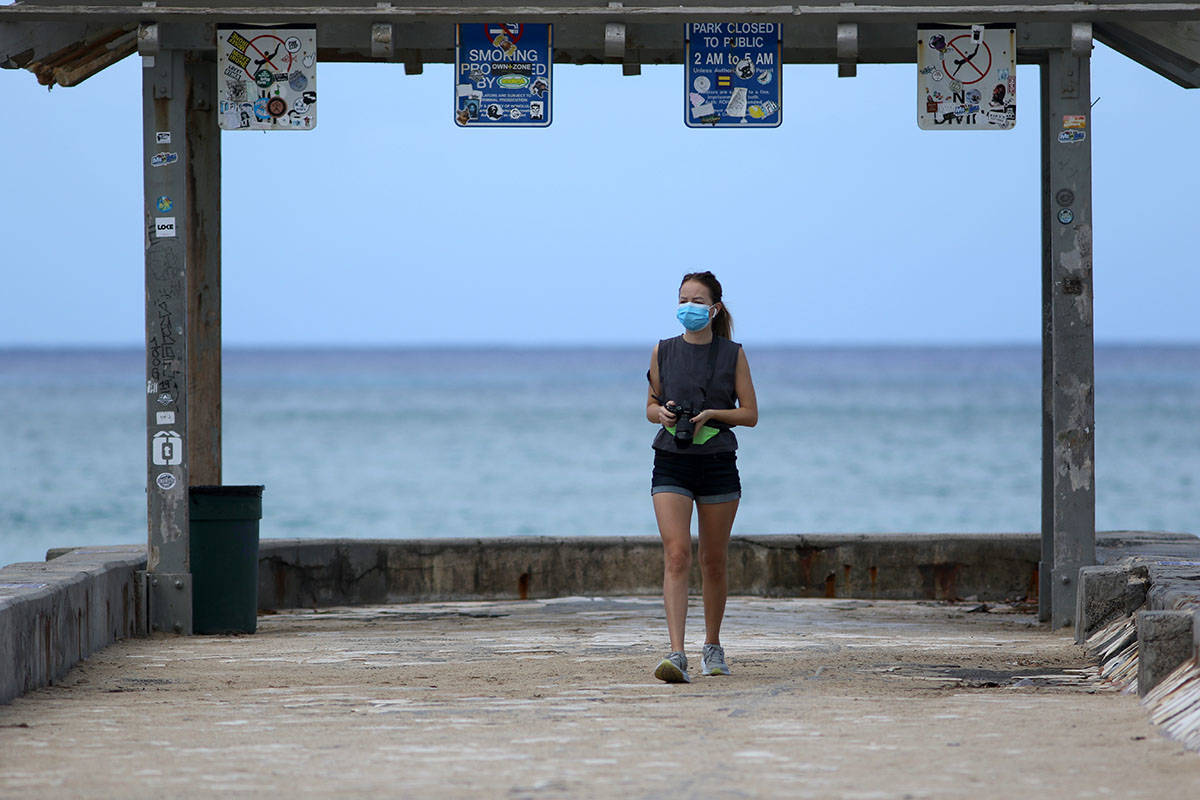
2, 345, 1198, 567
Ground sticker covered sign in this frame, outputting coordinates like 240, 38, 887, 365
455, 23, 552, 127
218, 26, 316, 131
685, 23, 781, 128
917, 24, 1015, 130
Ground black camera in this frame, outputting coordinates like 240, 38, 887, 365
664, 401, 699, 447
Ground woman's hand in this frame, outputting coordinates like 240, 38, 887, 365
658, 402, 679, 428
689, 408, 716, 427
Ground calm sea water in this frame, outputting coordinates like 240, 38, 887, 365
2, 345, 1198, 567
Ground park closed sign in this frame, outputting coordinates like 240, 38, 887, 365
685, 22, 781, 128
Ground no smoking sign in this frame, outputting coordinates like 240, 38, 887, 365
917, 25, 1015, 130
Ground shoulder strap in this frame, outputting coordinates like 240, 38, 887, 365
700, 338, 720, 402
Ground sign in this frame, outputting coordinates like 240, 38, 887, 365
151, 431, 183, 466
455, 23, 552, 127
218, 26, 317, 131
685, 23, 781, 128
918, 24, 1015, 130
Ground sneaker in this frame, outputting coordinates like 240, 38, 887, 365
700, 643, 730, 676
654, 651, 691, 683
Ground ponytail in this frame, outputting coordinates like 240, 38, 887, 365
712, 304, 733, 340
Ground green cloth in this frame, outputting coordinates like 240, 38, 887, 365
664, 424, 721, 445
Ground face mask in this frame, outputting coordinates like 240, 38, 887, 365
676, 302, 712, 332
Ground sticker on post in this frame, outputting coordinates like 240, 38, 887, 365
151, 430, 183, 466
155, 196, 174, 213
1062, 114, 1086, 130
156, 132, 172, 144
1058, 129, 1086, 143
154, 217, 177, 238
156, 411, 176, 425
218, 26, 317, 131
917, 24, 1016, 130
150, 152, 178, 167
155, 472, 178, 491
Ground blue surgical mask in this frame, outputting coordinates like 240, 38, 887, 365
676, 302, 712, 332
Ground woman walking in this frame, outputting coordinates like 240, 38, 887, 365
645, 271, 758, 683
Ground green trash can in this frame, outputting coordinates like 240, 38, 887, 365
189, 485, 264, 635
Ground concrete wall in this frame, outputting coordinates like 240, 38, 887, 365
0, 546, 145, 705
8, 533, 1040, 704
21, 531, 1198, 706
256, 534, 1041, 609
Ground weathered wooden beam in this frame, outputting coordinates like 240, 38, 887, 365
1096, 21, 1200, 87
5, 3, 1200, 25
2, 15, 1156, 77
0, 21, 108, 67
0, 21, 134, 86
185, 50, 222, 488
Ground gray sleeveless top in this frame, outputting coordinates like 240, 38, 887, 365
651, 335, 741, 454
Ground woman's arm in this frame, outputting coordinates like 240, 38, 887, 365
691, 347, 758, 428
646, 343, 678, 427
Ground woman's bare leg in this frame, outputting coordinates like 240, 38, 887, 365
697, 499, 738, 645
653, 492, 694, 653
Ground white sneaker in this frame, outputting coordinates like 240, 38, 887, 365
700, 643, 730, 676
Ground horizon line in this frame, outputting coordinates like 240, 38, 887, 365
3, 339, 1200, 351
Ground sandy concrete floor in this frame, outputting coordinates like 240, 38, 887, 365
1, 596, 1197, 798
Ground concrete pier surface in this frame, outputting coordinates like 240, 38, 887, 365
2, 597, 1198, 798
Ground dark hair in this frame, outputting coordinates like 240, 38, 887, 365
680, 271, 733, 339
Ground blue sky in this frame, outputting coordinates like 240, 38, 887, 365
1, 42, 1197, 346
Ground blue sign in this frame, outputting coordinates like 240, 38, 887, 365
685, 23, 781, 128
455, 23, 552, 127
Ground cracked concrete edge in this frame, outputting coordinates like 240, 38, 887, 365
0, 546, 146, 705
1136, 609, 1197, 698
1073, 531, 1200, 694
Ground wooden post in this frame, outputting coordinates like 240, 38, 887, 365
185, 50, 221, 487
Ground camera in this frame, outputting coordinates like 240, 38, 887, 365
664, 401, 700, 447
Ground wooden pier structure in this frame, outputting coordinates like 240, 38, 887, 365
3, 1, 1200, 632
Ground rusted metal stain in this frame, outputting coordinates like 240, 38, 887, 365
824, 573, 836, 598
795, 548, 815, 589
1028, 565, 1040, 603
518, 572, 530, 600
934, 563, 959, 600
919, 563, 961, 600
869, 565, 878, 598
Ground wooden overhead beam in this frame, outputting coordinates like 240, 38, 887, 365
4, 3, 1200, 25
1096, 21, 1200, 87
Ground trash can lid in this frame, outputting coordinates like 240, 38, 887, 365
189, 485, 264, 497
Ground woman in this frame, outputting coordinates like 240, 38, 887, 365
645, 271, 758, 683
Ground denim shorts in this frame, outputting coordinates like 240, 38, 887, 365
651, 449, 741, 504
